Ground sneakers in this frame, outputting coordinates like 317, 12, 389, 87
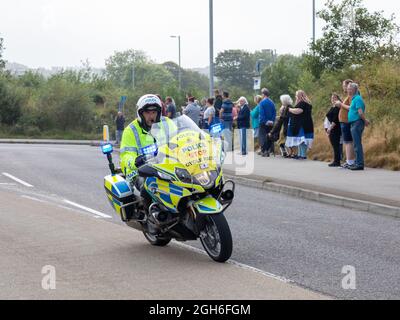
279, 144, 288, 158
328, 162, 341, 167
340, 163, 351, 169
349, 165, 364, 171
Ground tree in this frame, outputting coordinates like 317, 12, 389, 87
253, 49, 278, 73
261, 55, 304, 102
305, 0, 400, 78
37, 77, 94, 132
0, 74, 22, 125
17, 71, 45, 89
0, 37, 5, 70
215, 50, 255, 91
105, 49, 148, 88
163, 61, 209, 94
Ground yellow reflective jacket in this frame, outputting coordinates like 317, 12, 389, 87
120, 117, 174, 179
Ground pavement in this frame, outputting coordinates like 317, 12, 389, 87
0, 188, 328, 300
223, 150, 400, 218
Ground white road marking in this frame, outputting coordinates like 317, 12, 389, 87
0, 183, 16, 186
21, 195, 48, 203
62, 200, 112, 219
57, 205, 77, 212
2, 173, 34, 187
173, 241, 292, 284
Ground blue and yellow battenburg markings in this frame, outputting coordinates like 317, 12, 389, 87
107, 193, 122, 215
144, 177, 191, 213
104, 175, 132, 216
193, 196, 223, 214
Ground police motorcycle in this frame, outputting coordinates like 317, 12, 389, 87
101, 115, 235, 263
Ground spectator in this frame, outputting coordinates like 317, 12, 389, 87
326, 93, 342, 167
337, 82, 370, 171
251, 95, 262, 152
236, 97, 251, 156
203, 98, 216, 130
183, 96, 201, 126
338, 79, 356, 169
214, 89, 223, 123
232, 101, 240, 129
219, 91, 234, 152
199, 98, 208, 128
156, 94, 167, 117
165, 96, 177, 119
269, 94, 292, 158
115, 111, 125, 145
258, 88, 276, 157
286, 90, 314, 160
194, 100, 203, 128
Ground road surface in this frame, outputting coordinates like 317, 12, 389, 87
1, 144, 399, 299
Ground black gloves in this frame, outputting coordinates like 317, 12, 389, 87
135, 155, 146, 168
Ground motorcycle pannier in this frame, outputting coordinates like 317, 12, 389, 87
104, 175, 138, 221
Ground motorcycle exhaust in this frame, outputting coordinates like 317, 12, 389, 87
221, 190, 234, 202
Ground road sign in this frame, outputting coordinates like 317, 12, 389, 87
253, 77, 261, 91
118, 96, 127, 112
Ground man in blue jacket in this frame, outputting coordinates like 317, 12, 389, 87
219, 91, 234, 152
259, 88, 276, 157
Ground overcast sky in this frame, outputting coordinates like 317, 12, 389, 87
1, 0, 400, 69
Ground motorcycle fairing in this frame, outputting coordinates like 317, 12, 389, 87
144, 177, 192, 213
193, 196, 223, 215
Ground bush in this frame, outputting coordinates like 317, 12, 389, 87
0, 75, 23, 125
36, 77, 95, 132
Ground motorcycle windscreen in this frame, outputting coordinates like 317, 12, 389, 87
150, 115, 223, 177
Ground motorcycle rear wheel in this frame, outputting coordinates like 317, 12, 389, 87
143, 231, 172, 247
200, 214, 232, 263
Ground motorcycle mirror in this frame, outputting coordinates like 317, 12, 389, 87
101, 143, 113, 155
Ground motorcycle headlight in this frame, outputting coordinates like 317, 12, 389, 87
175, 168, 192, 184
194, 171, 217, 189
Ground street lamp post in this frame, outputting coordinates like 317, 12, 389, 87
312, 0, 316, 44
170, 35, 182, 91
132, 50, 135, 91
132, 64, 135, 90
209, 0, 214, 97
351, 5, 356, 54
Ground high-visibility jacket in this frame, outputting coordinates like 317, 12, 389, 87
120, 117, 175, 179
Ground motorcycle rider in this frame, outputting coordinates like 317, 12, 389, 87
120, 94, 175, 218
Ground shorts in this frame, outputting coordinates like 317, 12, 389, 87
340, 123, 353, 144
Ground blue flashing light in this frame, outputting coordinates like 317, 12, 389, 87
101, 143, 114, 155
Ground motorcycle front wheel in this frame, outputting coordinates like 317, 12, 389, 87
200, 214, 233, 263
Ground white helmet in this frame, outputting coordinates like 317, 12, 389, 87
136, 94, 162, 127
